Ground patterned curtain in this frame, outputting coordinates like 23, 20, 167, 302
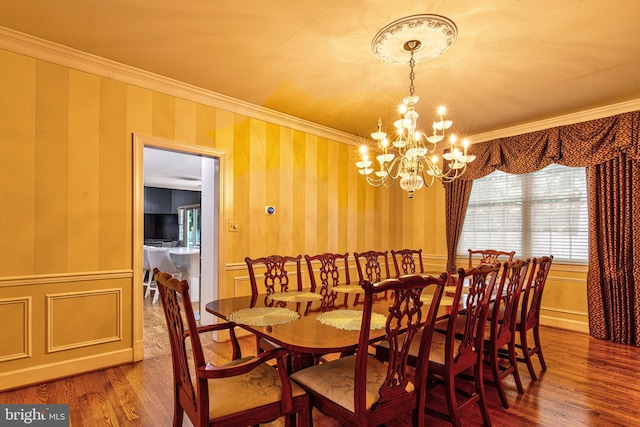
587, 154, 640, 345
444, 180, 473, 273
447, 110, 640, 345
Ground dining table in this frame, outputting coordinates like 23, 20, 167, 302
205, 286, 459, 371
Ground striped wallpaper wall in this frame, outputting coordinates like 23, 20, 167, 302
0, 47, 446, 279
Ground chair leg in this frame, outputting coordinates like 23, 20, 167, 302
475, 362, 492, 427
412, 407, 424, 427
490, 348, 509, 409
533, 324, 547, 371
520, 327, 538, 380
443, 372, 462, 427
172, 402, 183, 427
298, 396, 312, 427
508, 340, 525, 394
152, 287, 160, 304
144, 280, 152, 298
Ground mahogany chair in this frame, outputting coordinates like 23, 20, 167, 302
290, 273, 447, 427
154, 269, 310, 427
468, 249, 515, 268
305, 252, 352, 309
483, 258, 530, 408
353, 250, 392, 306
245, 255, 304, 298
516, 255, 554, 380
425, 264, 500, 427
354, 250, 392, 283
245, 255, 304, 358
391, 248, 425, 277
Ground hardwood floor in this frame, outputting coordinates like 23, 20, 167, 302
2, 299, 640, 426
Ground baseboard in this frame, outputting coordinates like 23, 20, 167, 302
540, 314, 589, 333
0, 349, 133, 392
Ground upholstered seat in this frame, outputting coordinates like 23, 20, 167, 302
290, 354, 412, 414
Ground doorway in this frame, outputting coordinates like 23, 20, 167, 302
133, 134, 226, 361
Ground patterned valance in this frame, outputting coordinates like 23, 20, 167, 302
461, 110, 640, 180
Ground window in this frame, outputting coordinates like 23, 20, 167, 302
457, 163, 588, 263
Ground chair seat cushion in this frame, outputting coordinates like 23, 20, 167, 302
428, 330, 461, 365
205, 360, 306, 420
290, 354, 413, 414
376, 327, 461, 366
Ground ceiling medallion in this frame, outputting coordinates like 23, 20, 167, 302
371, 14, 457, 64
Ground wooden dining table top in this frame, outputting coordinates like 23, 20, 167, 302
205, 289, 459, 356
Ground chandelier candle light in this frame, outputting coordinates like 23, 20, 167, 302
356, 15, 475, 198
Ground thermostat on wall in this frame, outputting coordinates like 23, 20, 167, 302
265, 206, 276, 215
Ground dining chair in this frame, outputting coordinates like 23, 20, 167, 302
154, 269, 310, 427
516, 255, 554, 380
245, 255, 304, 357
468, 248, 516, 268
147, 248, 185, 304
424, 264, 499, 427
354, 250, 392, 283
290, 273, 447, 427
245, 255, 304, 297
391, 248, 425, 277
305, 252, 352, 309
483, 258, 530, 408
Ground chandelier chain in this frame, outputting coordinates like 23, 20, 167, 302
408, 50, 416, 97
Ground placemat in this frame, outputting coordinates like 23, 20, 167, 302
268, 291, 322, 303
420, 294, 455, 306
316, 309, 386, 331
227, 307, 300, 326
330, 285, 364, 294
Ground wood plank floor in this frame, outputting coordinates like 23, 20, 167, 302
2, 299, 640, 426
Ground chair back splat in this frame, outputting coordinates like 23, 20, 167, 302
468, 248, 515, 268
305, 252, 351, 309
291, 273, 447, 427
154, 268, 309, 427
245, 254, 303, 297
391, 249, 425, 277
354, 250, 391, 283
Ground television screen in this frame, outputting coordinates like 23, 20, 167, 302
144, 214, 179, 240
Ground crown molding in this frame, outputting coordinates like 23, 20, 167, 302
2, 26, 638, 147
470, 99, 640, 143
0, 26, 362, 146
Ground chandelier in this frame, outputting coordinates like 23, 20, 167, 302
356, 15, 475, 198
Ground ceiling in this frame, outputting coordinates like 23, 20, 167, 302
2, 0, 640, 187
143, 147, 202, 191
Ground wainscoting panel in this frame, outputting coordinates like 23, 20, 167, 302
0, 297, 31, 362
46, 289, 122, 353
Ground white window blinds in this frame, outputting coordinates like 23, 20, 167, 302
457, 163, 588, 263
